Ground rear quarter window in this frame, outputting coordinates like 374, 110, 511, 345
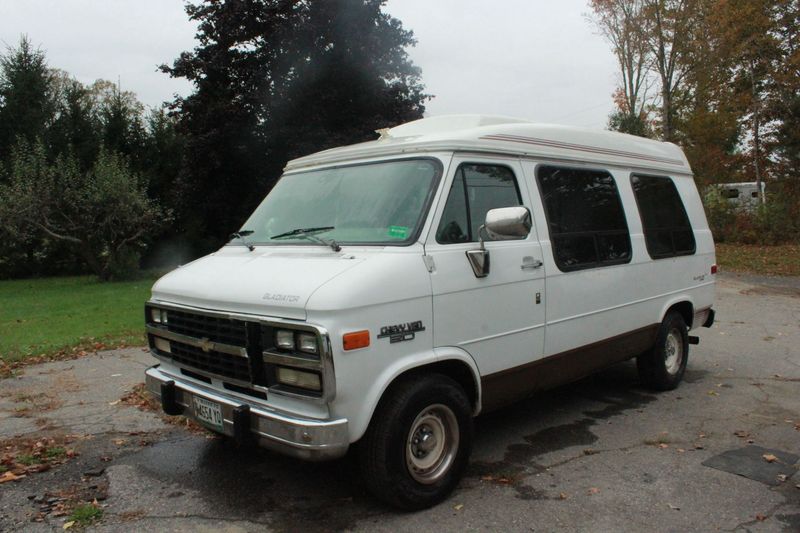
630, 174, 696, 259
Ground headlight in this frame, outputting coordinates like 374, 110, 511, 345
276, 367, 321, 391
297, 332, 318, 354
153, 337, 171, 354
151, 308, 168, 324
275, 330, 295, 350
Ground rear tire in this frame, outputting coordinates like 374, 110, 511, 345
637, 311, 689, 391
358, 373, 473, 510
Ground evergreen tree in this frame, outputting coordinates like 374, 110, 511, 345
0, 36, 53, 163
161, 0, 429, 248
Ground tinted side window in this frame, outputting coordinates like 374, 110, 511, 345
437, 164, 521, 244
536, 165, 632, 271
630, 174, 696, 258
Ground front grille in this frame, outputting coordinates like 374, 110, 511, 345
170, 342, 252, 383
166, 309, 247, 347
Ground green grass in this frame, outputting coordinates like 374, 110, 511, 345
68, 504, 103, 526
716, 243, 800, 277
0, 275, 157, 364
45, 446, 67, 459
16, 453, 38, 465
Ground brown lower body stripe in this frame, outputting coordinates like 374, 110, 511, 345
480, 324, 659, 412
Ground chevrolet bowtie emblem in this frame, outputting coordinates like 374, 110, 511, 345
199, 338, 214, 353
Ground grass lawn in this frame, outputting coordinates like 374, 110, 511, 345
0, 275, 157, 364
716, 243, 800, 277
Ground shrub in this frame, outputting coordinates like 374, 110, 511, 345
703, 183, 800, 245
0, 141, 171, 281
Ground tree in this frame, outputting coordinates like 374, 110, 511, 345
765, 0, 800, 184
710, 0, 783, 203
0, 141, 170, 280
92, 80, 146, 164
161, 0, 429, 248
643, 0, 702, 142
48, 70, 100, 168
590, 0, 654, 137
0, 36, 54, 163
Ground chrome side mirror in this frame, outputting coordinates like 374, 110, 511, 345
466, 206, 532, 278
484, 206, 532, 240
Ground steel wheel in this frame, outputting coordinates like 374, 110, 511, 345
406, 403, 459, 484
664, 327, 684, 375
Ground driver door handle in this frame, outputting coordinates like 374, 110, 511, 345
521, 257, 543, 270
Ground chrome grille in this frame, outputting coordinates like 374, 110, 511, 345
166, 309, 247, 347
169, 342, 251, 383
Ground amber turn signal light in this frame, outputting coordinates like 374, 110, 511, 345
343, 330, 370, 351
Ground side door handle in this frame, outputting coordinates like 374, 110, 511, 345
521, 257, 543, 270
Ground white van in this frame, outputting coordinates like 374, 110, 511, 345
144, 115, 716, 509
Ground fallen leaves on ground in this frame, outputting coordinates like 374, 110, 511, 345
0, 436, 79, 482
119, 383, 209, 435
762, 453, 778, 463
1, 342, 143, 380
715, 243, 800, 277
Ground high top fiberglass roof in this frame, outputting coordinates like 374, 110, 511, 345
285, 115, 691, 175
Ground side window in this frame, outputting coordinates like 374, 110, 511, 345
630, 174, 696, 258
536, 165, 632, 272
436, 164, 522, 244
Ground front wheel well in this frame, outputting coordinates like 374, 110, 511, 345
665, 301, 694, 328
385, 360, 479, 415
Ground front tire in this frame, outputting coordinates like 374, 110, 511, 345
358, 373, 473, 510
638, 311, 689, 390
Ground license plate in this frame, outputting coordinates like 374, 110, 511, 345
193, 396, 223, 431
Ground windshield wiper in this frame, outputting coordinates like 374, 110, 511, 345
229, 229, 255, 251
270, 226, 341, 252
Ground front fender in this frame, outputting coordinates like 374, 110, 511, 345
342, 346, 481, 443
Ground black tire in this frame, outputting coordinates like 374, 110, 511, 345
638, 311, 689, 391
358, 373, 473, 510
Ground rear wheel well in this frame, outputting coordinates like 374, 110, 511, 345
386, 360, 479, 414
665, 301, 694, 328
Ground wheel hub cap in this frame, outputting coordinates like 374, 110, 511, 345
406, 404, 459, 484
664, 329, 683, 375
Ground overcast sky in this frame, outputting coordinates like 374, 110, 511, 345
1, 0, 619, 129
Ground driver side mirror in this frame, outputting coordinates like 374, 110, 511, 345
466, 206, 532, 278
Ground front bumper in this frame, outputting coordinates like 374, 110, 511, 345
145, 365, 349, 461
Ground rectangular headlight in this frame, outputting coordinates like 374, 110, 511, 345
297, 332, 318, 354
154, 337, 171, 354
276, 367, 321, 391
275, 330, 295, 350
150, 308, 168, 324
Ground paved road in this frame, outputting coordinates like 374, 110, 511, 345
1, 273, 798, 532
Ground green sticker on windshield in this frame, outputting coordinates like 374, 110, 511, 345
388, 225, 409, 239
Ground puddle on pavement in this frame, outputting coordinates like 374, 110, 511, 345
683, 368, 710, 384
468, 364, 657, 500
119, 435, 368, 532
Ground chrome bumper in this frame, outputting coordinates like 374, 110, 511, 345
145, 365, 349, 461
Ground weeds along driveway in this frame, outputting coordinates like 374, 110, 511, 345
1, 273, 799, 532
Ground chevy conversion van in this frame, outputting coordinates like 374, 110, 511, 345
144, 115, 716, 509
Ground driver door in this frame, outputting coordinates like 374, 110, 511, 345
425, 156, 546, 395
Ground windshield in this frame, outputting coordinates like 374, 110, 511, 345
234, 158, 441, 246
